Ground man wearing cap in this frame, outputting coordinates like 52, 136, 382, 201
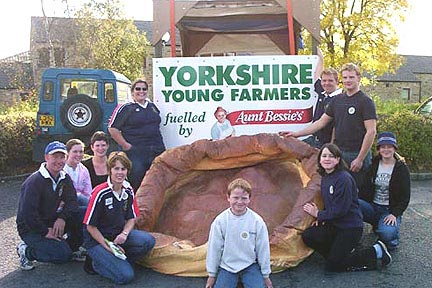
16, 141, 84, 270
359, 132, 411, 251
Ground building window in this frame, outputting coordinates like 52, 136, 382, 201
401, 87, 410, 101
38, 48, 50, 68
54, 48, 65, 67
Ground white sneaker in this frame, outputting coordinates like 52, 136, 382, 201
16, 242, 34, 270
71, 250, 86, 262
376, 240, 392, 267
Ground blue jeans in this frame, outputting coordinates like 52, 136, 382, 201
125, 145, 164, 192
359, 199, 401, 250
342, 150, 372, 188
21, 211, 83, 263
21, 232, 72, 263
214, 263, 265, 288
87, 230, 155, 284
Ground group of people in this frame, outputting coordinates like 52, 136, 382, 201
15, 78, 166, 284
15, 60, 411, 287
279, 50, 411, 273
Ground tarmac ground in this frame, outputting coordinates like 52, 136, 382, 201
1, 178, 431, 288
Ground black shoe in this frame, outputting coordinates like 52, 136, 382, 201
83, 256, 96, 275
376, 240, 392, 267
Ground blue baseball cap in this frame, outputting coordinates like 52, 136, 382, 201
377, 132, 397, 149
44, 141, 67, 155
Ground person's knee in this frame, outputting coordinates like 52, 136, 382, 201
377, 227, 398, 242
46, 243, 72, 263
115, 267, 135, 285
146, 233, 156, 250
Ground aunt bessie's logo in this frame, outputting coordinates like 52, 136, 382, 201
226, 107, 313, 125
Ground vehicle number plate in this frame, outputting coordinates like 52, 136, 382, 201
40, 115, 55, 126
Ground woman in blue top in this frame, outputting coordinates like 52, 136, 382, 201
302, 143, 392, 272
108, 79, 165, 192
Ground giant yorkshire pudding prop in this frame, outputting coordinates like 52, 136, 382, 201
135, 133, 321, 276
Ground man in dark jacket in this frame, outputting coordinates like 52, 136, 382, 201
16, 141, 84, 270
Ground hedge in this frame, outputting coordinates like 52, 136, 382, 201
0, 112, 35, 175
377, 110, 432, 172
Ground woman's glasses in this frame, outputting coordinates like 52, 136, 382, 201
134, 87, 148, 91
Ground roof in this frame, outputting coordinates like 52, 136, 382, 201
378, 55, 432, 82
41, 67, 131, 84
133, 21, 153, 43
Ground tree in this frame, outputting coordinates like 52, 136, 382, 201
75, 0, 150, 80
303, 0, 408, 78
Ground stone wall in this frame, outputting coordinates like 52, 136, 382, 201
416, 74, 432, 102
365, 81, 421, 103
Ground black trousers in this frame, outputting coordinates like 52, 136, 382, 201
302, 223, 377, 271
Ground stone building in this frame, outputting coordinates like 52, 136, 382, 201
366, 55, 432, 103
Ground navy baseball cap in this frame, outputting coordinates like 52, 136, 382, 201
45, 141, 67, 155
377, 132, 397, 149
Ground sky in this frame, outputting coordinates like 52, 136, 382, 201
0, 0, 429, 59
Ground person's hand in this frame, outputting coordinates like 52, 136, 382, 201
122, 142, 132, 151
52, 218, 66, 238
104, 241, 126, 255
205, 276, 216, 288
114, 232, 128, 245
383, 214, 397, 226
350, 157, 363, 172
279, 131, 298, 138
45, 228, 61, 241
264, 277, 273, 288
303, 202, 319, 218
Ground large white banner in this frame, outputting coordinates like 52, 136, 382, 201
153, 55, 318, 148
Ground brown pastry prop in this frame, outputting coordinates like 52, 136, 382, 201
135, 133, 321, 276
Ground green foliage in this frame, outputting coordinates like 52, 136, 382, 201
74, 0, 150, 80
301, 0, 408, 77
0, 90, 38, 115
0, 112, 36, 175
373, 95, 418, 115
377, 111, 432, 172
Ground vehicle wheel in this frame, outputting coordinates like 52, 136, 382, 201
60, 94, 102, 135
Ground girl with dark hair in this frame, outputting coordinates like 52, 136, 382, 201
82, 131, 109, 188
301, 143, 392, 272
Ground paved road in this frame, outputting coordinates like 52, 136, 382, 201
1, 178, 431, 288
